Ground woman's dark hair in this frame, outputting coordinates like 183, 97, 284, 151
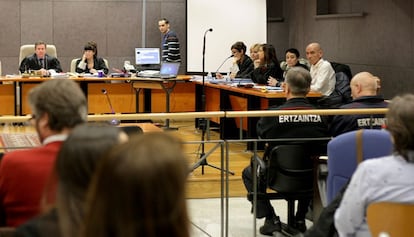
81, 133, 190, 237
231, 41, 247, 54
56, 123, 124, 237
84, 41, 98, 58
261, 44, 279, 65
386, 94, 414, 162
231, 41, 247, 63
285, 48, 300, 58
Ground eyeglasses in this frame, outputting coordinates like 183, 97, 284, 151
28, 114, 36, 123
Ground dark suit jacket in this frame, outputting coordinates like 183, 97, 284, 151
75, 57, 109, 75
19, 54, 62, 73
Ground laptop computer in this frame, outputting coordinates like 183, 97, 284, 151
137, 62, 180, 79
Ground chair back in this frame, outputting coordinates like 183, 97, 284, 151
19, 44, 57, 65
267, 144, 314, 194
367, 202, 414, 236
70, 58, 80, 72
327, 129, 393, 203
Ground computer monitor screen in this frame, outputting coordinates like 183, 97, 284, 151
135, 48, 160, 65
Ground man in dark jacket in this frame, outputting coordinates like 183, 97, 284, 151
19, 41, 62, 76
242, 67, 329, 235
329, 72, 388, 137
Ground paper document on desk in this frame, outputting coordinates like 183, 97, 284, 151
253, 85, 284, 91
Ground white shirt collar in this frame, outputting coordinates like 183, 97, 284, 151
42, 134, 68, 145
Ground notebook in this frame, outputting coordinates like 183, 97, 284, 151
137, 62, 180, 79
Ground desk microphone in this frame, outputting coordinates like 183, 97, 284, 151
101, 88, 120, 125
215, 55, 234, 76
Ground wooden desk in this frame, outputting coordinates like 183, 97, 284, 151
131, 75, 193, 129
194, 80, 322, 140
1, 75, 194, 116
120, 123, 163, 133
0, 83, 15, 115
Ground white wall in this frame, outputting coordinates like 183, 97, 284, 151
187, 0, 267, 73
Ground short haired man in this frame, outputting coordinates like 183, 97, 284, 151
242, 67, 329, 235
305, 42, 336, 96
19, 41, 63, 76
158, 18, 181, 62
0, 79, 87, 227
329, 72, 388, 137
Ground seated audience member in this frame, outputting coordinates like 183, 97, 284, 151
251, 44, 283, 85
76, 41, 109, 75
14, 124, 127, 237
330, 72, 388, 136
242, 67, 329, 235
0, 80, 87, 227
216, 41, 254, 79
250, 43, 261, 69
80, 133, 190, 237
19, 41, 63, 76
305, 42, 336, 96
269, 48, 309, 86
334, 94, 414, 237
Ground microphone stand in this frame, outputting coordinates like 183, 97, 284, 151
191, 29, 234, 176
101, 88, 120, 125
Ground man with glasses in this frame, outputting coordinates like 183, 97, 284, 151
0, 79, 87, 227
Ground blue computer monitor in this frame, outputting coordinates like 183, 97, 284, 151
135, 48, 160, 65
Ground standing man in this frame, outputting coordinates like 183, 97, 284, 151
158, 18, 181, 62
329, 72, 388, 137
0, 79, 87, 227
305, 42, 336, 96
19, 41, 63, 76
242, 67, 329, 235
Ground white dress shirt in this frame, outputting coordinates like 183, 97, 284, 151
310, 58, 336, 96
334, 155, 414, 237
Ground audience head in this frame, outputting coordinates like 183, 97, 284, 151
284, 67, 311, 98
258, 44, 279, 65
158, 18, 170, 34
285, 48, 301, 67
28, 79, 87, 142
83, 41, 98, 59
56, 123, 128, 237
250, 43, 261, 61
350, 72, 379, 99
305, 42, 323, 65
34, 40, 47, 59
82, 133, 190, 237
386, 94, 414, 162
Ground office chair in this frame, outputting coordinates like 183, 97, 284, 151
248, 144, 324, 235
367, 202, 414, 236
19, 44, 57, 66
267, 144, 314, 229
70, 58, 109, 73
326, 129, 393, 204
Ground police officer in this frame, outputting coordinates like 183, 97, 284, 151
329, 72, 388, 137
242, 67, 329, 235
242, 67, 328, 235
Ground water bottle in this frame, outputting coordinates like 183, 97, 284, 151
207, 72, 213, 80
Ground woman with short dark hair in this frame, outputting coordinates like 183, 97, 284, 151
76, 41, 108, 75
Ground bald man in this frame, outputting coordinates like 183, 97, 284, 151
305, 43, 336, 96
329, 72, 388, 136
